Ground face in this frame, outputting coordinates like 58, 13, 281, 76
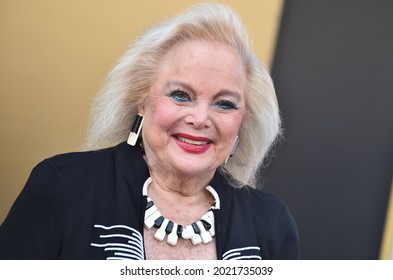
140, 40, 246, 179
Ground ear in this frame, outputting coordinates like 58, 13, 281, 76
138, 104, 145, 115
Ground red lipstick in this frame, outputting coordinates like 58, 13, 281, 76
173, 133, 212, 154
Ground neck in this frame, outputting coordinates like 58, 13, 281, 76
149, 168, 214, 196
146, 173, 215, 226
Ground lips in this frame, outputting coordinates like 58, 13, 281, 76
176, 135, 210, 145
173, 133, 212, 154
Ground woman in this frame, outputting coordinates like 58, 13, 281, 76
0, 3, 299, 259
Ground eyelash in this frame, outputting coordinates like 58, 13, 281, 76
165, 89, 191, 103
163, 89, 238, 110
215, 100, 238, 110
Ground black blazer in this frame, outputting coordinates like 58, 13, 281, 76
0, 142, 299, 259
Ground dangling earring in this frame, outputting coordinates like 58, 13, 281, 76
225, 136, 239, 164
127, 114, 144, 146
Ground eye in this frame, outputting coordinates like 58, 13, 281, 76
214, 100, 238, 110
167, 89, 191, 103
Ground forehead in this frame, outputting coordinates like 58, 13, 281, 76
157, 40, 246, 86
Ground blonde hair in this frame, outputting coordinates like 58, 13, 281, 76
86, 3, 281, 187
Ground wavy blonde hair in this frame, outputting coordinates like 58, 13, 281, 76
86, 3, 281, 187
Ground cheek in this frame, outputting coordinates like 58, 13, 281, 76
221, 112, 244, 136
214, 113, 244, 151
148, 98, 179, 133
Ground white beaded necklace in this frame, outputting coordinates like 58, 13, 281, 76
142, 177, 220, 246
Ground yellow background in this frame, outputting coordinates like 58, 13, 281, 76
0, 0, 284, 223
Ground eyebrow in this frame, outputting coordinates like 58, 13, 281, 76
164, 80, 243, 102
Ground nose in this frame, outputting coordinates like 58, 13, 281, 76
184, 102, 212, 129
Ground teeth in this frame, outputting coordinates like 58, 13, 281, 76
177, 136, 209, 145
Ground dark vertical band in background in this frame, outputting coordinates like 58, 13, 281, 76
261, 0, 393, 259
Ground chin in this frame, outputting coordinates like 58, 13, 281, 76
164, 145, 222, 177
170, 158, 217, 178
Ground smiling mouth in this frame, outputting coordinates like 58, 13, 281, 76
176, 136, 210, 145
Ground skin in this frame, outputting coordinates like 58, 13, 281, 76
139, 40, 247, 259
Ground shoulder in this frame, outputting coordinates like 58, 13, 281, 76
44, 145, 118, 168
214, 172, 296, 227
230, 184, 298, 235
28, 143, 125, 187
238, 186, 300, 259
244, 187, 295, 226
212, 170, 290, 215
41, 142, 131, 173
232, 184, 289, 213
